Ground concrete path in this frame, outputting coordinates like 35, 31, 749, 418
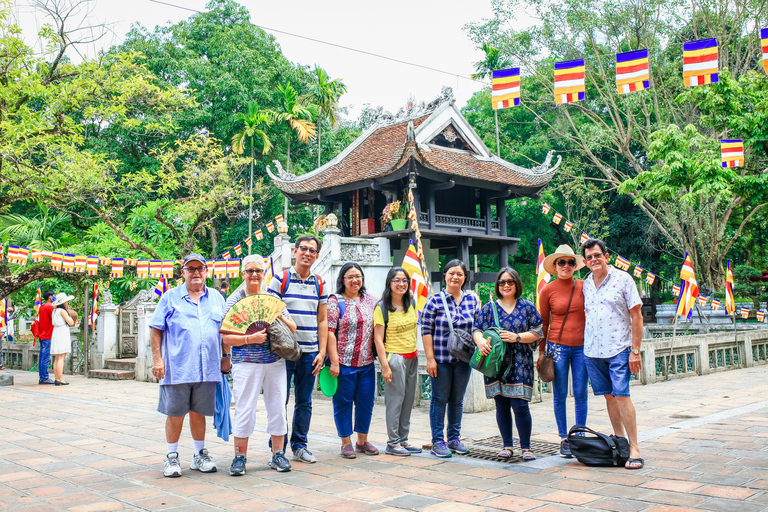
1, 365, 768, 511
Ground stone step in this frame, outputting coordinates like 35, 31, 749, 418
105, 358, 136, 371
89, 369, 135, 380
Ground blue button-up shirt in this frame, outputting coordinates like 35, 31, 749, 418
149, 283, 226, 385
583, 266, 642, 358
421, 289, 480, 363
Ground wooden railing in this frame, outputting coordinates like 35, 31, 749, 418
418, 211, 500, 233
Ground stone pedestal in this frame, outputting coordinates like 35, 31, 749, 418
92, 291, 118, 370
463, 368, 495, 413
135, 301, 158, 382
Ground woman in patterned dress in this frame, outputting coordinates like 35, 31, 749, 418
327, 262, 383, 459
473, 267, 543, 460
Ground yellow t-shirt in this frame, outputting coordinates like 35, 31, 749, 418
373, 304, 418, 354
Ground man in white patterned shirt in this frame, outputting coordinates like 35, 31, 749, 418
581, 239, 644, 470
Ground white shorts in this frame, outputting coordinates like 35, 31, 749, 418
232, 360, 287, 438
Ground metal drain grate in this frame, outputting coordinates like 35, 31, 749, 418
462, 435, 561, 463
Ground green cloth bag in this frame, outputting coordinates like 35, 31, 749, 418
470, 301, 506, 378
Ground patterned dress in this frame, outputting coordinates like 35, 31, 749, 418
474, 299, 543, 401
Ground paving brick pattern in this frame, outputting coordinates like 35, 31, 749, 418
1, 366, 768, 511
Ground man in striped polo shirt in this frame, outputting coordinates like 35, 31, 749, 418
268, 235, 328, 463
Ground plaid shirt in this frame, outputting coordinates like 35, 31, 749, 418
421, 289, 480, 363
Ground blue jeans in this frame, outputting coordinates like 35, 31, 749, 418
495, 396, 532, 449
38, 339, 52, 381
550, 343, 589, 438
332, 363, 375, 438
284, 351, 317, 452
429, 361, 471, 444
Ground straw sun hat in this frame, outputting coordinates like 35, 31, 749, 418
51, 292, 75, 307
543, 244, 586, 275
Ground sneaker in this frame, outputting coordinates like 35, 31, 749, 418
430, 441, 452, 458
163, 452, 182, 477
401, 443, 422, 454
229, 453, 246, 476
341, 444, 356, 459
447, 439, 470, 455
269, 450, 292, 472
39, 378, 55, 385
355, 441, 379, 455
385, 445, 411, 456
293, 447, 316, 464
560, 439, 573, 458
190, 448, 217, 473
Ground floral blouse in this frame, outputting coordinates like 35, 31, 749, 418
474, 299, 543, 401
327, 292, 378, 367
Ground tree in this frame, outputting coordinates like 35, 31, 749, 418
232, 102, 274, 251
275, 82, 318, 174
472, 42, 511, 80
0, 202, 73, 251
310, 66, 347, 168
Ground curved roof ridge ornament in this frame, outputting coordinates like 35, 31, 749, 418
373, 87, 456, 127
530, 150, 561, 175
265, 160, 300, 182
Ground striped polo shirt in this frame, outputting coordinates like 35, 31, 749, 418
267, 267, 327, 352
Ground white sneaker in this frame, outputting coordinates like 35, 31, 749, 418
293, 447, 316, 463
190, 448, 217, 473
164, 452, 182, 477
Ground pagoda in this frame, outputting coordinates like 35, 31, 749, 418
267, 88, 560, 287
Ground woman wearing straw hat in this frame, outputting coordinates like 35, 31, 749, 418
50, 292, 77, 386
538, 244, 588, 458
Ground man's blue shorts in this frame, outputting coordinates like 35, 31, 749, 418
585, 348, 631, 397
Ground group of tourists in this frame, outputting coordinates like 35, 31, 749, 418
27, 290, 77, 385
148, 235, 644, 479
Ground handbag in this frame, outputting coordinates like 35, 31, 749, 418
440, 292, 474, 363
470, 301, 506, 378
539, 280, 576, 383
567, 425, 630, 467
268, 319, 302, 361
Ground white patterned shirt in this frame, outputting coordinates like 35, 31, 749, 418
583, 266, 642, 358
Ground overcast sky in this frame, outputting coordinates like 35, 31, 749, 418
12, 0, 499, 120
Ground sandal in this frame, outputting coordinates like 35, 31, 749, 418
625, 457, 644, 470
498, 447, 513, 459
521, 449, 536, 461
0, 366, 6, 370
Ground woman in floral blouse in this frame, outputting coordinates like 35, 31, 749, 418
473, 267, 543, 461
327, 262, 384, 459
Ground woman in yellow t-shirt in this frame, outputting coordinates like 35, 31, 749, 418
373, 267, 420, 457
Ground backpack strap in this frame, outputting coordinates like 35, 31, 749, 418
314, 273, 323, 299
280, 269, 290, 298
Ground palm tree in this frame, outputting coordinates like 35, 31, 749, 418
472, 43, 512, 80
0, 201, 71, 252
232, 102, 274, 252
310, 66, 347, 168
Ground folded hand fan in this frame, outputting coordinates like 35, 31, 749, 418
220, 294, 286, 335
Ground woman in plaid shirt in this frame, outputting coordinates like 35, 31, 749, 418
421, 260, 480, 458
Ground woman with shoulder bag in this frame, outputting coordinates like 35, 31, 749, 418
538, 245, 588, 458
327, 262, 381, 459
373, 267, 420, 456
421, 259, 480, 458
473, 268, 543, 461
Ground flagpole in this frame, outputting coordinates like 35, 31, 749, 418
494, 110, 500, 157
668, 313, 678, 381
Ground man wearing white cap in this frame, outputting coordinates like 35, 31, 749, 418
150, 253, 228, 478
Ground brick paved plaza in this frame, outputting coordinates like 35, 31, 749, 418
2, 366, 768, 512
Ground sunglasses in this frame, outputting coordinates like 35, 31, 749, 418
297, 246, 318, 255
183, 266, 206, 274
497, 279, 516, 287
584, 253, 606, 261
557, 259, 577, 268
243, 269, 264, 276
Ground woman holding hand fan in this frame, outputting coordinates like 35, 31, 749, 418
221, 255, 297, 476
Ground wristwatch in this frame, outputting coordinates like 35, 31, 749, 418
223, 353, 232, 358
631, 348, 640, 355
515, 333, 521, 343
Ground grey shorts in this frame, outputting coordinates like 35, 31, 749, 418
158, 382, 217, 417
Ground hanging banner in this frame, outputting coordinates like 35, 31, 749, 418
541, 203, 551, 215
552, 212, 563, 225
633, 266, 644, 278
616, 49, 650, 95
554, 59, 586, 104
563, 220, 573, 232
712, 299, 721, 310
721, 140, 744, 168
646, 272, 656, 286
614, 255, 631, 271
492, 67, 521, 109
683, 38, 718, 87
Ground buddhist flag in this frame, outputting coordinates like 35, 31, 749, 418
0, 298, 6, 329
552, 212, 563, 225
580, 233, 590, 245
563, 220, 573, 232
725, 259, 735, 315
255, 230, 263, 240
266, 222, 275, 233
614, 255, 631, 271
616, 49, 650, 94
757, 310, 766, 322
62, 254, 75, 273
31, 250, 44, 263
672, 284, 681, 297
154, 276, 167, 298
0, 245, 3, 262
263, 257, 274, 283
42, 250, 52, 259
16, 247, 30, 265
74, 255, 87, 273
89, 284, 99, 329
740, 307, 750, 319
721, 140, 743, 168
762, 28, 768, 74
554, 59, 585, 104
646, 272, 656, 286
492, 67, 521, 109
50, 253, 63, 271
34, 286, 42, 315
712, 299, 721, 310
5, 246, 17, 263
633, 266, 644, 278
126, 258, 137, 267
536, 239, 550, 310
136, 260, 149, 279
213, 260, 227, 279
245, 236, 252, 248
675, 253, 700, 319
227, 259, 241, 279
161, 260, 174, 278
99, 257, 111, 266
541, 203, 551, 215
401, 241, 430, 314
275, 214, 284, 224
149, 260, 162, 278
698, 295, 709, 307
683, 38, 718, 87
234, 244, 242, 256
86, 256, 99, 276
111, 258, 124, 278
222, 250, 231, 260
